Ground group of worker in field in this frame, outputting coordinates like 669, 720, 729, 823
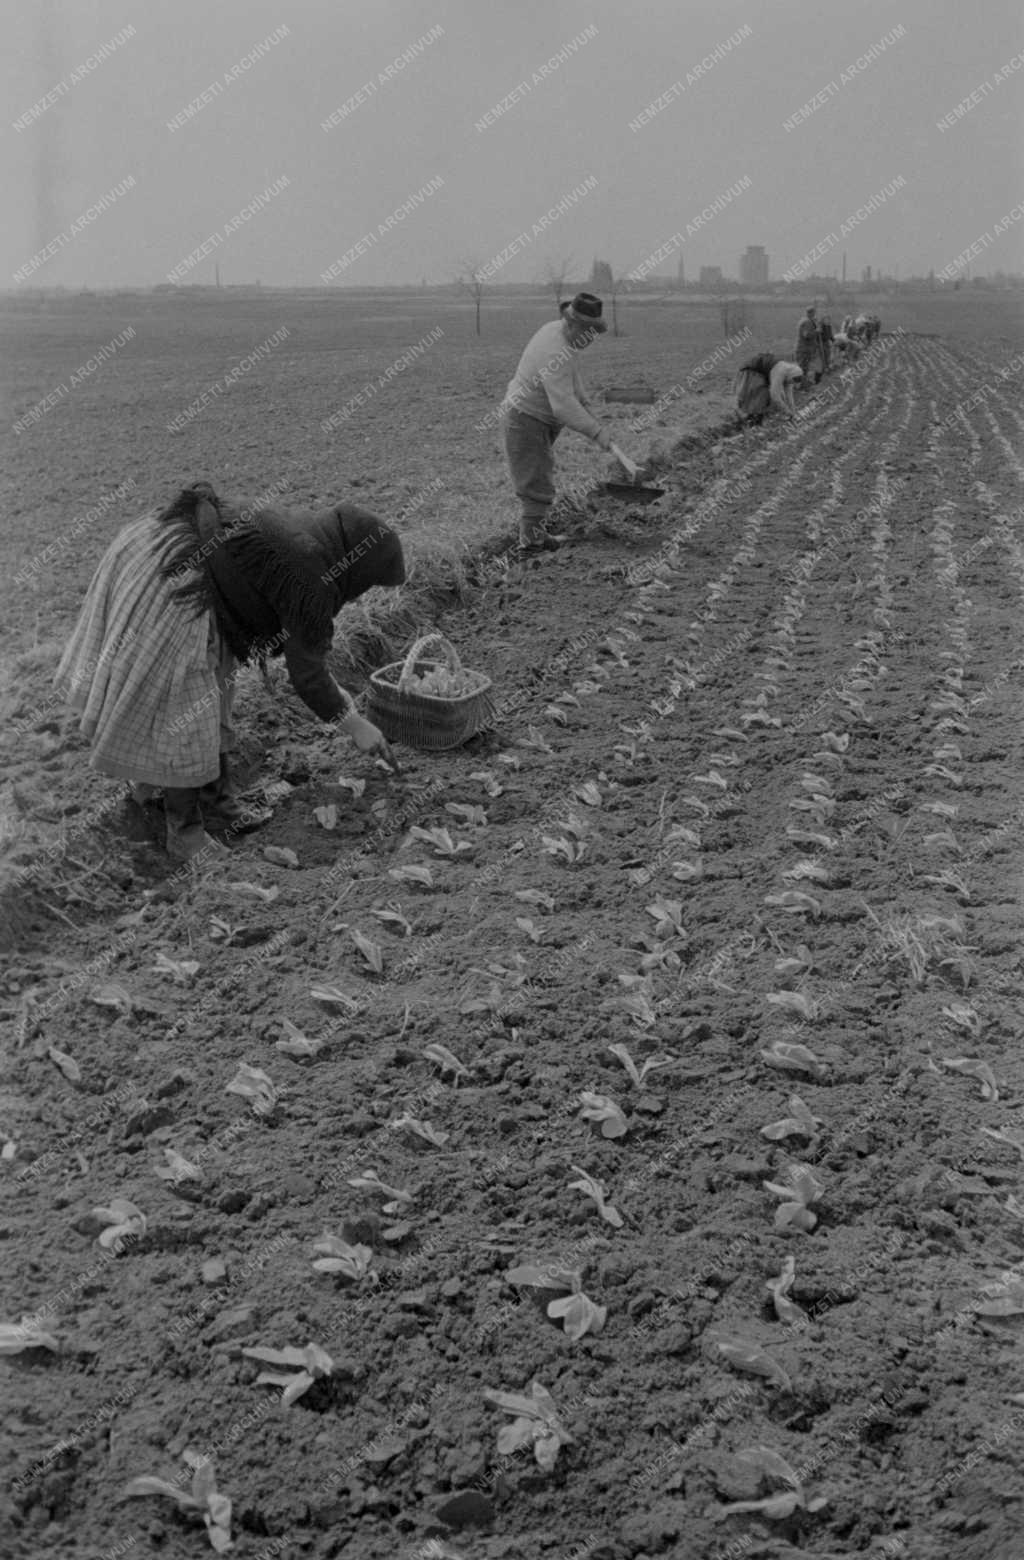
54, 288, 884, 863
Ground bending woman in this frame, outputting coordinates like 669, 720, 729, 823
55, 482, 405, 862
733, 354, 803, 423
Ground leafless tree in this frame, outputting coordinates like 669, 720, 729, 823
541, 254, 576, 309
455, 258, 486, 335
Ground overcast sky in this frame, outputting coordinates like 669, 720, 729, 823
3, 0, 1022, 289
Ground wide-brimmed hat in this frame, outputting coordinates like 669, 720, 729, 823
559, 292, 608, 332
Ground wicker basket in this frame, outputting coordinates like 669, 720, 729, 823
367, 632, 495, 751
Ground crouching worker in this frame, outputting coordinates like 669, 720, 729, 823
501, 291, 615, 554
733, 354, 803, 423
55, 482, 405, 863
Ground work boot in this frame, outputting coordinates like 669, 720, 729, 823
164, 787, 228, 865
199, 754, 271, 835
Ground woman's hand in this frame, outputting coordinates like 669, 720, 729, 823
342, 712, 399, 768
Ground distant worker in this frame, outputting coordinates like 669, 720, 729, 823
733, 353, 803, 423
500, 291, 614, 554
794, 304, 823, 386
818, 313, 835, 373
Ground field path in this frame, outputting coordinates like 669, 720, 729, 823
3, 331, 1024, 1560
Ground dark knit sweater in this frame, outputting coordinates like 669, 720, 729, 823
157, 484, 405, 722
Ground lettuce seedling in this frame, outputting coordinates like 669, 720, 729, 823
388, 865, 435, 888
154, 1148, 202, 1183
123, 1458, 232, 1552
92, 1198, 147, 1252
544, 705, 569, 726
505, 1264, 607, 1341
942, 1003, 981, 1038
766, 1255, 807, 1326
423, 1043, 472, 1084
760, 1040, 825, 1078
645, 898, 685, 939
225, 1063, 277, 1117
607, 1042, 674, 1089
943, 1057, 998, 1100
764, 891, 822, 917
410, 826, 473, 858
350, 929, 384, 974
347, 1171, 413, 1214
483, 1381, 574, 1472
311, 1234, 373, 1280
0, 1318, 59, 1354
446, 802, 488, 827
310, 984, 360, 1012
573, 782, 602, 806
579, 1092, 628, 1139
391, 1112, 450, 1146
470, 770, 504, 797
225, 881, 279, 904
601, 988, 657, 1030
335, 776, 366, 798
514, 888, 555, 911
241, 1341, 334, 1406
370, 907, 413, 937
765, 991, 817, 1020
981, 1126, 1024, 1161
48, 1047, 81, 1083
314, 804, 339, 830
761, 1096, 821, 1142
516, 917, 545, 944
275, 1018, 323, 1059
764, 1164, 824, 1232
262, 846, 299, 868
542, 834, 585, 864
152, 951, 200, 984
711, 1337, 792, 1390
781, 860, 830, 886
569, 1166, 623, 1228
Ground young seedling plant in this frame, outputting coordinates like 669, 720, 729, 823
506, 1264, 607, 1341
92, 1199, 147, 1252
761, 1096, 822, 1143
579, 1092, 628, 1139
311, 1234, 374, 1282
569, 1166, 623, 1228
123, 1457, 232, 1552
483, 1381, 574, 1472
764, 1164, 824, 1232
240, 1342, 334, 1407
423, 1043, 473, 1085
607, 1042, 675, 1089
717, 1445, 825, 1520
409, 825, 474, 859
225, 1063, 277, 1117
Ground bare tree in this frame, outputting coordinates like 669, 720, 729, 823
541, 254, 576, 309
455, 258, 486, 335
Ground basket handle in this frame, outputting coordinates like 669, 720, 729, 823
397, 632, 463, 690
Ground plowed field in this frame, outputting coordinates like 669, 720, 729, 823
3, 320, 1024, 1560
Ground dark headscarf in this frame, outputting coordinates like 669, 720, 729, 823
157, 482, 405, 663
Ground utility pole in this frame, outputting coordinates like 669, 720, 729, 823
215, 263, 221, 288
841, 250, 846, 284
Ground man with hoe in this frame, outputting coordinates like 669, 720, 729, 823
501, 291, 615, 554
794, 302, 824, 387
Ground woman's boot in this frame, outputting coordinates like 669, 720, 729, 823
199, 754, 271, 835
164, 787, 227, 864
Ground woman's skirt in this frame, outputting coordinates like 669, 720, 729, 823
54, 513, 234, 788
734, 368, 771, 420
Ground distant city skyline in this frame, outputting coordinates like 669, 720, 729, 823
3, 0, 1022, 290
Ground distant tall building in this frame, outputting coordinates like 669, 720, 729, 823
699, 265, 724, 287
739, 245, 769, 285
677, 254, 685, 286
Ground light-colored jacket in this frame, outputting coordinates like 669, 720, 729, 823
503, 319, 601, 438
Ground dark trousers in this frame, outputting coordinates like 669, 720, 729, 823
503, 408, 561, 540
